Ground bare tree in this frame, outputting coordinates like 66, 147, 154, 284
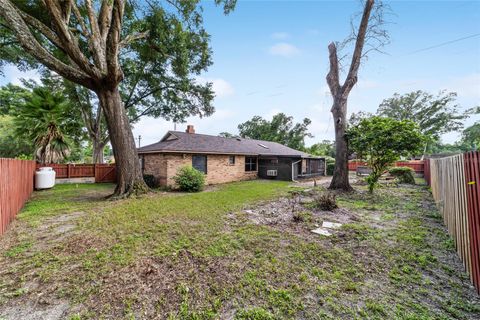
326, 0, 389, 191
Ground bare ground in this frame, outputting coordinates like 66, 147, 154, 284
0, 179, 479, 319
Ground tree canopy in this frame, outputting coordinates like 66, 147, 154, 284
0, 0, 236, 196
377, 90, 467, 141
237, 113, 313, 150
347, 116, 424, 193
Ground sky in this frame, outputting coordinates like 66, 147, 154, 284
1, 0, 479, 148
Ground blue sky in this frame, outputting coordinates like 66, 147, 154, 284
1, 0, 479, 147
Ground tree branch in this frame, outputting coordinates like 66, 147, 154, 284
105, 0, 124, 84
43, 0, 100, 78
119, 31, 150, 48
85, 0, 107, 72
326, 42, 340, 98
0, 0, 94, 89
343, 0, 374, 95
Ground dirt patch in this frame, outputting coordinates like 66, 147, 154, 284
242, 191, 361, 239
0, 300, 70, 320
75, 250, 241, 318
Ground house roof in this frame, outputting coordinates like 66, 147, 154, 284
137, 131, 319, 158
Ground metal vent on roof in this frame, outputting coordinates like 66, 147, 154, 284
258, 143, 269, 149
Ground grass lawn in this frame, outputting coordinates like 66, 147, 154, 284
0, 179, 479, 319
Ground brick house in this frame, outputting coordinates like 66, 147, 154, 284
137, 125, 325, 187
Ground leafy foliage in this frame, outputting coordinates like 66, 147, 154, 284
307, 140, 335, 158
389, 167, 415, 184
0, 1, 236, 127
173, 166, 206, 192
377, 90, 467, 142
13, 87, 83, 163
238, 113, 312, 150
325, 157, 336, 176
0, 83, 30, 115
0, 115, 34, 158
347, 116, 424, 193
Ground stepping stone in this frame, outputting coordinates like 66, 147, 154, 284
322, 221, 342, 229
311, 228, 332, 236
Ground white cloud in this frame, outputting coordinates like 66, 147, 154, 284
271, 32, 290, 40
268, 43, 301, 58
448, 73, 480, 100
211, 78, 235, 98
198, 77, 234, 98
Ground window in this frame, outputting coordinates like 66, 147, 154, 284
192, 155, 207, 174
245, 156, 257, 172
229, 156, 235, 165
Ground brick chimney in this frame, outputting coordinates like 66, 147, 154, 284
186, 125, 195, 134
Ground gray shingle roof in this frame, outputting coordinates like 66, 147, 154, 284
137, 131, 318, 158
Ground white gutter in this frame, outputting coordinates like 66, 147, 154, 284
291, 159, 302, 182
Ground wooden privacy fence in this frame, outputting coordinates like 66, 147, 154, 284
348, 160, 425, 173
427, 152, 480, 294
36, 163, 116, 183
0, 159, 36, 236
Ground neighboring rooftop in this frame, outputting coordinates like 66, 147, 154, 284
137, 126, 318, 158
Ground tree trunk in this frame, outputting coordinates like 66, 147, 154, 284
329, 98, 353, 191
92, 138, 106, 164
97, 86, 148, 197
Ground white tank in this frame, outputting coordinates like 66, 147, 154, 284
35, 167, 56, 190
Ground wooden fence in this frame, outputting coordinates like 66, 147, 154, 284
36, 163, 116, 183
426, 152, 480, 294
348, 160, 425, 173
0, 159, 36, 236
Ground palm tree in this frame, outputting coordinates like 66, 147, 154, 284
15, 87, 72, 164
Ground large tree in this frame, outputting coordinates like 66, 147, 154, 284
326, 0, 389, 191
377, 90, 468, 154
238, 113, 313, 150
0, 0, 235, 197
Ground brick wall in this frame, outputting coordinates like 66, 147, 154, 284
142, 153, 258, 187
205, 154, 257, 185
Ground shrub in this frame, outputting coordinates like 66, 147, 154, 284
389, 166, 415, 184
325, 156, 335, 176
173, 166, 205, 192
313, 192, 338, 211
143, 174, 157, 188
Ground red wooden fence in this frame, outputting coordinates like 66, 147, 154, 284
464, 152, 480, 294
427, 152, 480, 294
0, 159, 36, 236
36, 163, 116, 183
348, 160, 425, 173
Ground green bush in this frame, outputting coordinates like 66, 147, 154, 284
143, 174, 157, 188
325, 156, 335, 176
389, 166, 415, 184
173, 166, 205, 192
